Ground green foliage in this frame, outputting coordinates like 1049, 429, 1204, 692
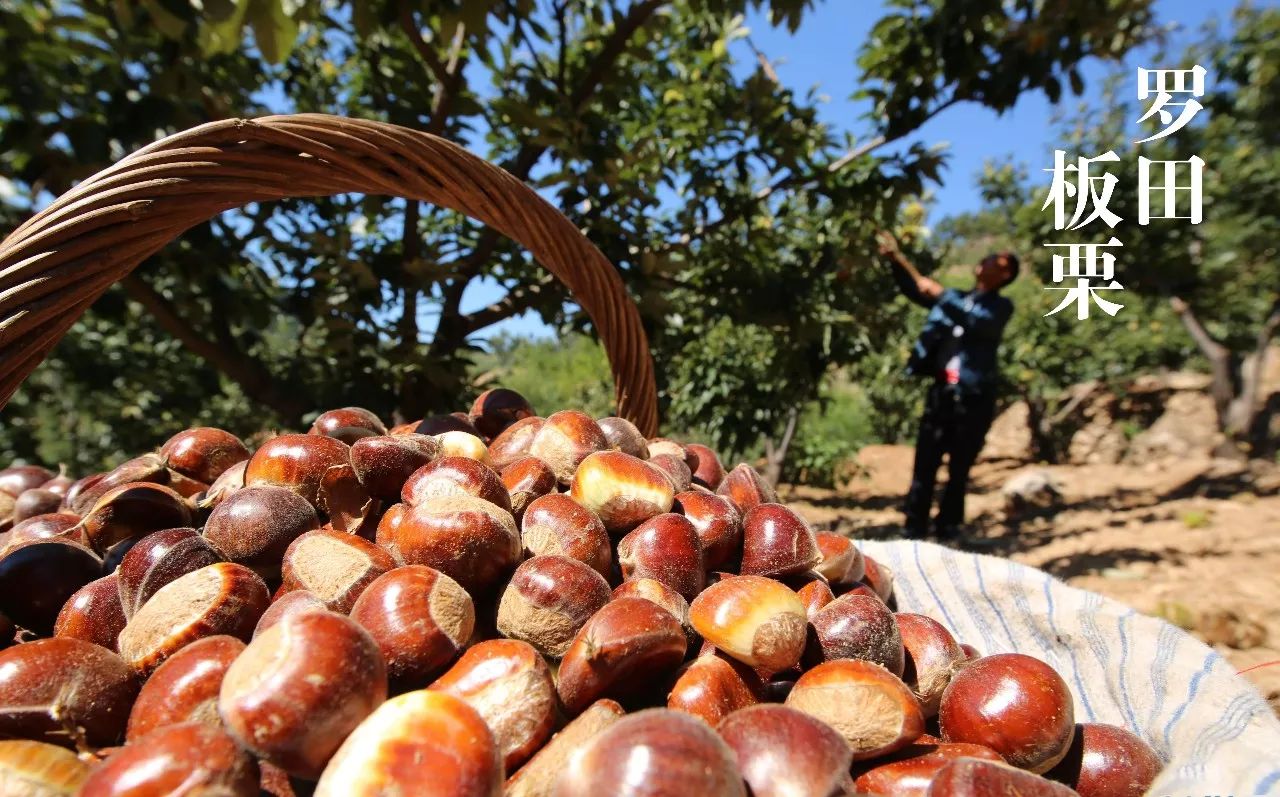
782, 377, 875, 486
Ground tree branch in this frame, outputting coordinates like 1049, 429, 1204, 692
1170, 295, 1235, 426
455, 276, 557, 339
397, 2, 450, 85
120, 275, 309, 423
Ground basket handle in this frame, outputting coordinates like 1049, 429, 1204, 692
0, 114, 659, 436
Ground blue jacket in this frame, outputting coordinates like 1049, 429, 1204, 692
893, 266, 1013, 395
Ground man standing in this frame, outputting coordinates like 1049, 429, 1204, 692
877, 232, 1019, 543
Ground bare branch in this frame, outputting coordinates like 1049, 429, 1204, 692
397, 2, 450, 85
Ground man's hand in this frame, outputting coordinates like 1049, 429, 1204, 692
1169, 296, 1189, 314
916, 277, 944, 299
876, 231, 900, 257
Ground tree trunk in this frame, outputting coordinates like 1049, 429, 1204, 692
762, 407, 799, 487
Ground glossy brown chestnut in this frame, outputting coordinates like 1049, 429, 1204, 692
554, 708, 746, 797
115, 527, 224, 618
160, 426, 251, 485
939, 653, 1075, 773
814, 531, 865, 585
0, 538, 102, 635
740, 503, 821, 578
0, 740, 90, 796
202, 485, 319, 580
519, 493, 611, 578
501, 456, 558, 522
279, 529, 395, 613
716, 463, 778, 513
689, 575, 807, 673
506, 699, 625, 797
349, 565, 475, 687
401, 455, 511, 512
219, 609, 387, 779
718, 704, 854, 797
376, 494, 521, 597
53, 573, 127, 650
897, 613, 966, 718
81, 722, 259, 796
244, 433, 351, 506
596, 416, 649, 459
667, 650, 763, 726
309, 406, 387, 437
862, 554, 896, 602
470, 388, 536, 440
0, 638, 139, 748
254, 589, 328, 638
117, 562, 269, 675
805, 593, 905, 676
646, 438, 696, 470
125, 634, 245, 742
853, 742, 1004, 797
1044, 723, 1162, 797
416, 412, 483, 437
673, 490, 741, 571
959, 643, 980, 660
496, 555, 612, 659
430, 639, 557, 771
611, 578, 698, 647
199, 459, 247, 510
349, 433, 439, 500
648, 452, 692, 492
617, 513, 705, 601
3, 512, 83, 550
686, 443, 726, 489
569, 451, 674, 535
80, 482, 193, 554
927, 757, 1079, 796
0, 465, 56, 498
528, 410, 607, 483
557, 597, 688, 716
792, 573, 836, 618
786, 659, 924, 761
487, 416, 546, 469
12, 488, 62, 523
314, 690, 502, 797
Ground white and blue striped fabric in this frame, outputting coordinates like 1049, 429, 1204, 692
860, 540, 1280, 796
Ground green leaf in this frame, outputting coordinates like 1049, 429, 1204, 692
246, 0, 299, 65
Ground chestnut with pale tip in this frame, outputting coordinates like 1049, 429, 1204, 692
814, 531, 864, 585
488, 416, 545, 470
716, 463, 777, 513
897, 613, 966, 718
401, 455, 511, 512
279, 528, 395, 613
159, 427, 250, 485
53, 573, 127, 650
646, 438, 696, 470
349, 433, 440, 501
244, 433, 352, 507
927, 757, 1079, 796
470, 388, 536, 440
569, 451, 674, 535
117, 562, 269, 675
805, 592, 905, 676
501, 456, 558, 523
853, 742, 1005, 797
718, 704, 855, 797
740, 503, 821, 578
939, 653, 1075, 773
115, 527, 224, 618
219, 609, 387, 779
666, 649, 763, 726
596, 416, 649, 459
612, 578, 697, 647
672, 490, 741, 571
617, 513, 705, 601
430, 639, 558, 772
0, 741, 90, 797
0, 538, 102, 636
349, 565, 475, 688
80, 722, 260, 796
314, 690, 502, 797
528, 410, 607, 484
376, 493, 521, 597
126, 634, 245, 741
688, 574, 807, 673
506, 699, 625, 797
435, 430, 492, 463
554, 708, 746, 797
1044, 723, 1162, 797
785, 658, 924, 761
556, 597, 687, 716
520, 493, 611, 578
0, 638, 139, 749
496, 555, 612, 659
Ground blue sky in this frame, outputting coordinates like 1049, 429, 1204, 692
475, 0, 1244, 339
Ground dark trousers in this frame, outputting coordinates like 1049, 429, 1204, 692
904, 382, 997, 538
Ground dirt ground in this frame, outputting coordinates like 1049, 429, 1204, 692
781, 449, 1280, 713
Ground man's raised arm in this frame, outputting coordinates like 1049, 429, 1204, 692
878, 232, 941, 308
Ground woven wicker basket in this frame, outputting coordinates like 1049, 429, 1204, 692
0, 113, 658, 435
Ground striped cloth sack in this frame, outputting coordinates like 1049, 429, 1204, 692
859, 540, 1280, 796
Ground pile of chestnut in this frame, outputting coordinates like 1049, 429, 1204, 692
0, 388, 1165, 797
